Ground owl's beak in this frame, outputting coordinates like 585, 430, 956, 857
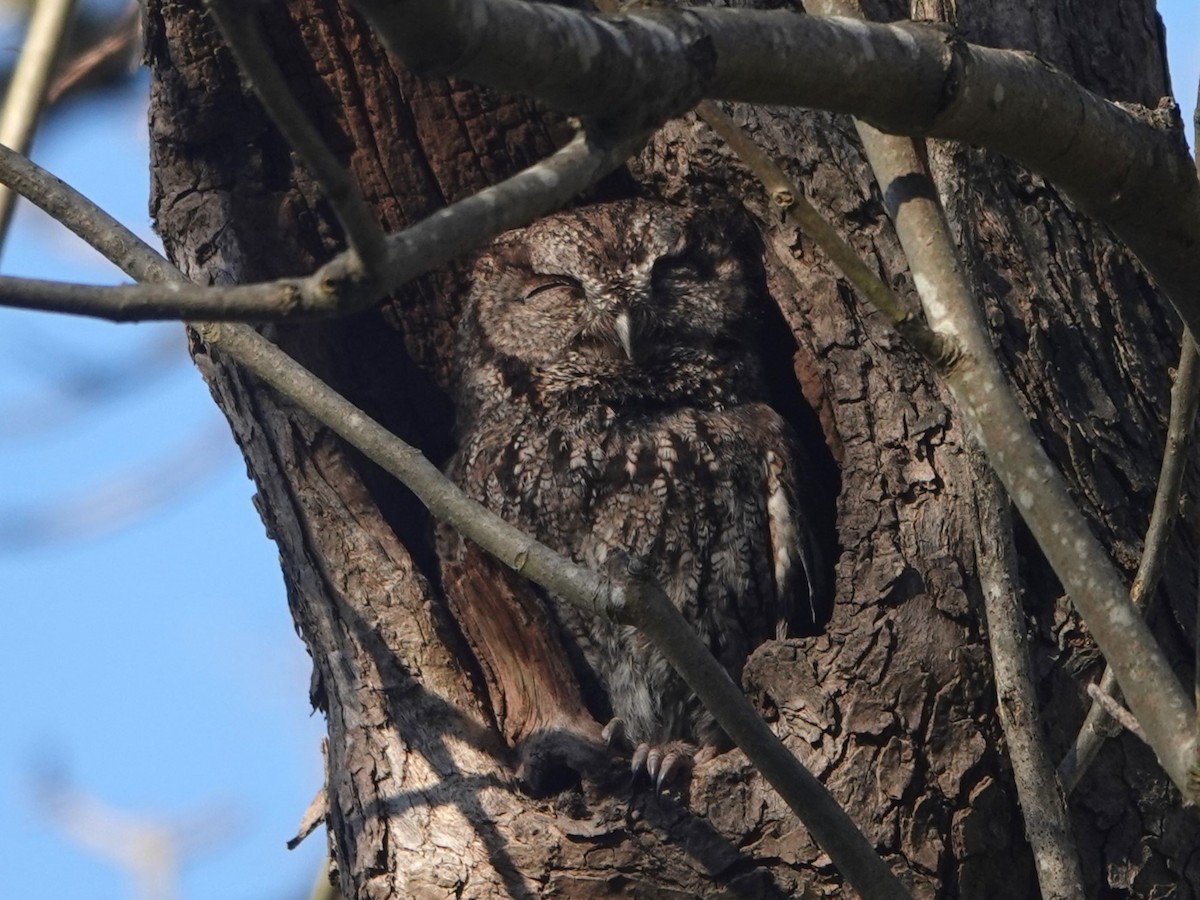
613, 310, 635, 361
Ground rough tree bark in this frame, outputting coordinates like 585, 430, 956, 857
147, 0, 1200, 896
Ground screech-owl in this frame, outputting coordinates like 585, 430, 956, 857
440, 198, 828, 784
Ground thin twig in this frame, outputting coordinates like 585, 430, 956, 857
0, 0, 78, 246
288, 787, 327, 851
1085, 684, 1147, 742
693, 100, 951, 363
973, 457, 1085, 898
204, 0, 388, 278
1131, 338, 1200, 606
0, 144, 182, 284
0, 130, 645, 320
1059, 335, 1200, 792
806, 0, 1085, 889
48, 0, 141, 103
792, 0, 1197, 803
694, 101, 795, 209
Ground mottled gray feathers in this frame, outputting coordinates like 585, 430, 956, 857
443, 198, 826, 751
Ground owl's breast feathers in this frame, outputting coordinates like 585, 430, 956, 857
483, 341, 763, 421
453, 399, 823, 643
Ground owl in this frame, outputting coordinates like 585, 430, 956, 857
439, 198, 828, 788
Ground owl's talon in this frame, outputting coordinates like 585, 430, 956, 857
629, 740, 697, 789
631, 743, 650, 775
645, 746, 663, 782
656, 750, 686, 789
601, 717, 627, 750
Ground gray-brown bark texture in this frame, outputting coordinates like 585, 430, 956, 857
147, 0, 1200, 896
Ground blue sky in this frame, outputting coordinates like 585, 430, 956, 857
0, 4, 1196, 898
0, 54, 324, 900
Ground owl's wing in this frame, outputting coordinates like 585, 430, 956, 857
438, 526, 599, 747
744, 408, 830, 638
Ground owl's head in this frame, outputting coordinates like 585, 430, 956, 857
456, 199, 767, 422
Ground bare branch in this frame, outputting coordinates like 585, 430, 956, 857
913, 145, 1197, 790
351, 0, 1200, 365
0, 144, 181, 284
0, 0, 77, 244
787, 0, 1198, 803
48, 1, 141, 103
693, 99, 952, 363
0, 130, 644, 321
197, 320, 911, 900
288, 787, 327, 851
1061, 122, 1200, 793
1060, 336, 1200, 792
803, 3, 1086, 886
349, 0, 711, 131
973, 458, 1085, 898
204, 0, 389, 277
867, 117, 1198, 797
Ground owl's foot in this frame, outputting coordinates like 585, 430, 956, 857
602, 718, 705, 789
631, 740, 699, 790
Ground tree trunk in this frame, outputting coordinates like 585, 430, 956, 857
146, 0, 1199, 896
